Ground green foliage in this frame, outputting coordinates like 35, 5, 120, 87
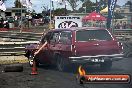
80, 0, 96, 13
98, 0, 108, 11
2, 0, 7, 2
14, 0, 24, 8
78, 0, 107, 13
66, 0, 85, 12
54, 8, 69, 16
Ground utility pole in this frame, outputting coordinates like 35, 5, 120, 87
96, 0, 98, 12
65, 3, 67, 15
50, 0, 52, 29
85, 0, 87, 13
20, 0, 23, 33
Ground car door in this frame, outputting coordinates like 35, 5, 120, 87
48, 31, 61, 64
58, 31, 72, 57
37, 32, 53, 64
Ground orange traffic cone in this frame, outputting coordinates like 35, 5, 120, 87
30, 59, 38, 75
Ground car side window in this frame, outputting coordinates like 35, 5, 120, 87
59, 31, 72, 44
50, 32, 60, 43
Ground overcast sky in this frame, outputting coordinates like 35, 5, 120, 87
5, 0, 128, 13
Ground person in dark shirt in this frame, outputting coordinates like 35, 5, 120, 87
0, 17, 4, 28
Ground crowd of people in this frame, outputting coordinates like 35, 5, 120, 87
0, 14, 50, 29
114, 22, 132, 29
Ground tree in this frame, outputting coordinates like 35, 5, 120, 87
98, 0, 108, 11
79, 0, 107, 13
81, 0, 96, 13
2, 0, 7, 2
66, 0, 85, 12
14, 0, 23, 8
54, 8, 67, 16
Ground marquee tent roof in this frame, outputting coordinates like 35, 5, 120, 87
82, 11, 107, 21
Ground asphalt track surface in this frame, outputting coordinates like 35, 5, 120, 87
0, 56, 132, 88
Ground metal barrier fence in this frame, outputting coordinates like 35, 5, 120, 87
0, 31, 43, 56
0, 28, 132, 57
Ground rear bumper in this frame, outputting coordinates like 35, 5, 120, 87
69, 54, 124, 64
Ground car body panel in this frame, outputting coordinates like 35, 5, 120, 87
25, 27, 124, 65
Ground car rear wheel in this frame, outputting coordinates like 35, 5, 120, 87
56, 55, 69, 72
100, 61, 112, 70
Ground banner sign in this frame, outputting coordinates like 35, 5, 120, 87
107, 0, 117, 29
55, 16, 82, 29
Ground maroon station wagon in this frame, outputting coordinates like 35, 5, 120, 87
25, 27, 124, 71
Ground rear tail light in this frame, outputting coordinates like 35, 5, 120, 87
117, 42, 123, 53
40, 18, 43, 21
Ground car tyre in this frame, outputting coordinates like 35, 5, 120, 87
3, 64, 23, 72
100, 61, 112, 70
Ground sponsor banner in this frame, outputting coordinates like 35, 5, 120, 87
55, 16, 82, 29
107, 0, 117, 28
80, 74, 130, 83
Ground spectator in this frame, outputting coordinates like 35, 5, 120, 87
0, 17, 4, 28
123, 22, 127, 29
116, 23, 120, 29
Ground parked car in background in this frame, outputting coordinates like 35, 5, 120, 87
32, 14, 44, 26
25, 27, 124, 71
7, 17, 15, 23
43, 16, 50, 24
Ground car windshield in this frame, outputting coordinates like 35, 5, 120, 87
76, 29, 112, 41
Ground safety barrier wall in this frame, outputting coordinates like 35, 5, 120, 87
0, 31, 42, 56
114, 29, 132, 41
0, 29, 132, 57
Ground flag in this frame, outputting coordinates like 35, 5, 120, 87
108, 0, 117, 17
20, 0, 32, 8
0, 0, 6, 11
107, 0, 117, 29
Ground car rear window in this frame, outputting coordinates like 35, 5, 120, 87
76, 29, 112, 41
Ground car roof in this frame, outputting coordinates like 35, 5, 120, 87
49, 27, 106, 32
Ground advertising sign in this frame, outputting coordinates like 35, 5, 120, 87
107, 0, 117, 29
55, 16, 82, 29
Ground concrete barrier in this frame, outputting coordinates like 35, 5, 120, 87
0, 56, 28, 64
